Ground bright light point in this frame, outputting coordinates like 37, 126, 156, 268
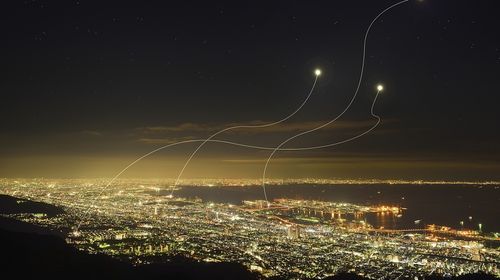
377, 84, 384, 91
314, 69, 321, 76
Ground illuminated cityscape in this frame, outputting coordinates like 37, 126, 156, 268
1, 178, 498, 279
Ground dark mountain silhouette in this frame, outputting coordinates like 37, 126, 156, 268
0, 219, 260, 280
0, 194, 63, 217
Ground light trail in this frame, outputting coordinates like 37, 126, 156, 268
261, 0, 409, 202
76, 0, 407, 229
75, 74, 319, 229
73, 94, 382, 230
95, 1, 407, 194
169, 72, 320, 196
97, 110, 380, 196
76, 99, 384, 231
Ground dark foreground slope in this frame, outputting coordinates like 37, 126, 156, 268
0, 194, 259, 280
0, 219, 260, 280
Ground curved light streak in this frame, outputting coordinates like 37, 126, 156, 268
261, 0, 408, 202
75, 0, 408, 229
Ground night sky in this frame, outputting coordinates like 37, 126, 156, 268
1, 0, 499, 180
